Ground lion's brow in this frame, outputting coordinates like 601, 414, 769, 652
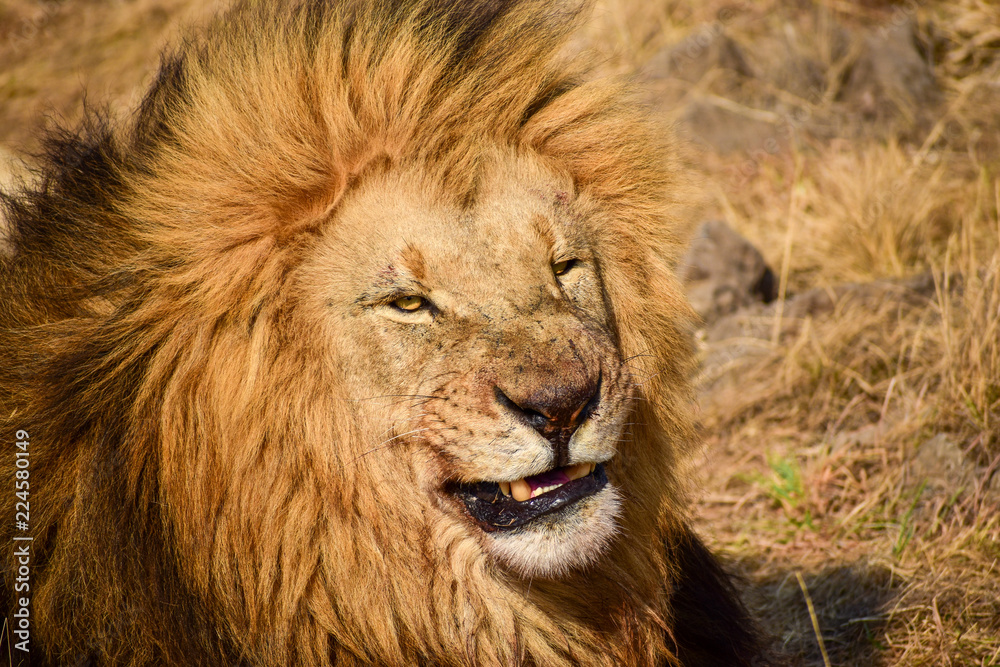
531, 213, 559, 248
400, 243, 427, 281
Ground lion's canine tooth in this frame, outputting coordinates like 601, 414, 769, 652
510, 478, 532, 502
499, 481, 511, 497
566, 463, 591, 481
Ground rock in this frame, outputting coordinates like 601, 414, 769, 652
679, 220, 777, 325
841, 18, 939, 132
695, 272, 941, 393
679, 100, 786, 155
644, 30, 751, 85
640, 26, 771, 154
705, 272, 939, 343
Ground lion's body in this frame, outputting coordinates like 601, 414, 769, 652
0, 1, 767, 665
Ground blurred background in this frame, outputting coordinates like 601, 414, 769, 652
2, 1, 998, 664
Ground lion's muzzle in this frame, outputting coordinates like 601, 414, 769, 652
493, 369, 601, 468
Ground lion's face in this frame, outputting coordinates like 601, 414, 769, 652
300, 151, 634, 578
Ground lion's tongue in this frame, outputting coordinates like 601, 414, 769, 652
526, 468, 570, 493
504, 464, 594, 501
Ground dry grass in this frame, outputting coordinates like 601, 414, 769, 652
2, 0, 999, 665
586, 1, 1000, 664
0, 0, 224, 154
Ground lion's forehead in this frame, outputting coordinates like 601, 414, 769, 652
322, 159, 589, 298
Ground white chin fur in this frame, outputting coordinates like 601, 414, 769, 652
484, 486, 622, 578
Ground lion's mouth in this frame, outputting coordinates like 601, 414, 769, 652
452, 463, 608, 532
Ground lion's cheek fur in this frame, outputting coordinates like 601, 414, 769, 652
142, 319, 517, 662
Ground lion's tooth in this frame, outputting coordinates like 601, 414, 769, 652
566, 463, 591, 481
589, 462, 596, 474
499, 481, 511, 497
530, 483, 562, 498
510, 478, 532, 502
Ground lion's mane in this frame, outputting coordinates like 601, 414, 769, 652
1, 1, 767, 665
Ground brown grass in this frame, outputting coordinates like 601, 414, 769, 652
2, 0, 998, 665
585, 1, 1000, 664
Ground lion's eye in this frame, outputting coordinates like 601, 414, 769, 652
552, 259, 577, 276
392, 295, 426, 312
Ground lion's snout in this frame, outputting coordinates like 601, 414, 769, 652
492, 370, 601, 467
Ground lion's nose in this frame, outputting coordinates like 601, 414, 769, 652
493, 372, 601, 467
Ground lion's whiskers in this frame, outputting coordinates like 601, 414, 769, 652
622, 350, 654, 365
370, 410, 434, 442
627, 372, 666, 387
352, 425, 439, 463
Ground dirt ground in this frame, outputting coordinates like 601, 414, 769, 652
2, 1, 999, 665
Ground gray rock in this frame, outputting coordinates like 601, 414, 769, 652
841, 18, 939, 129
644, 30, 751, 85
679, 220, 777, 325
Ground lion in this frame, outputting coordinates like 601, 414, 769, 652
0, 1, 770, 665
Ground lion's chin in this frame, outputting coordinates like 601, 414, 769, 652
448, 463, 622, 578
482, 486, 622, 579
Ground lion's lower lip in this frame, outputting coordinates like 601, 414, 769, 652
453, 464, 608, 532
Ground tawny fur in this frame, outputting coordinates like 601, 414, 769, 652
0, 1, 769, 665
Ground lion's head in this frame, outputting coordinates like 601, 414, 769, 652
315, 152, 641, 578
1, 1, 765, 665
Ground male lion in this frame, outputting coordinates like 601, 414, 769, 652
0, 1, 769, 665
